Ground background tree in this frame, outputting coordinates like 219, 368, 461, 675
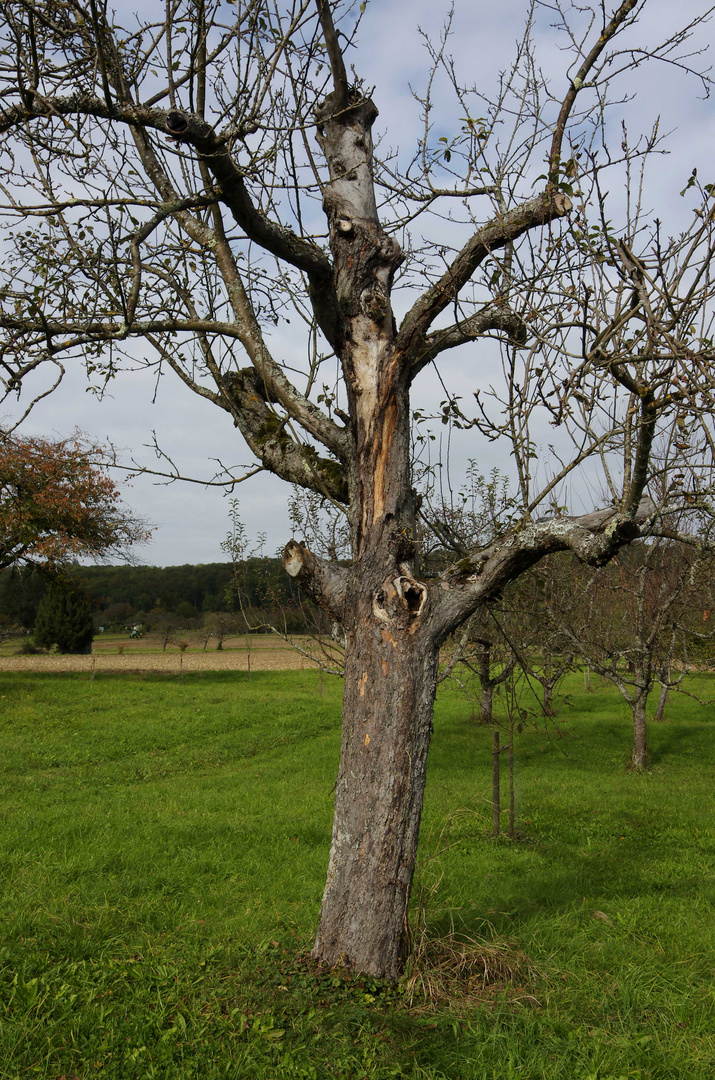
554, 532, 715, 768
0, 431, 148, 570
147, 610, 190, 652
443, 609, 517, 838
0, 613, 21, 647
1, 0, 715, 978
33, 579, 94, 654
501, 558, 578, 718
0, 564, 49, 628
96, 600, 135, 631
201, 610, 238, 651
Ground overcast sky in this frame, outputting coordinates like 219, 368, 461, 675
4, 0, 714, 567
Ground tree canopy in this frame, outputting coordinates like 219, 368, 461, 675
0, 430, 149, 569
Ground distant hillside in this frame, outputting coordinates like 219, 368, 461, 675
71, 559, 301, 615
71, 561, 236, 614
0, 559, 308, 628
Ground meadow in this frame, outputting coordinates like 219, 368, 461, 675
0, 668, 713, 1079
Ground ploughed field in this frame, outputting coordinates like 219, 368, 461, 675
0, 633, 322, 672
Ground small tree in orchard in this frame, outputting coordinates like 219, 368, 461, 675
221, 499, 272, 631
501, 558, 579, 718
34, 579, 94, 654
443, 608, 517, 839
2, 1, 715, 977
556, 531, 715, 769
201, 611, 238, 651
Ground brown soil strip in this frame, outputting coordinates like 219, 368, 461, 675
0, 648, 320, 674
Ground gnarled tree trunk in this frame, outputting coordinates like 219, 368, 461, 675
285, 1, 658, 979
314, 610, 439, 977
287, 27, 437, 975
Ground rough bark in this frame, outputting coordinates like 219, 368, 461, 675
632, 689, 648, 770
313, 605, 439, 978
653, 680, 669, 722
290, 42, 433, 977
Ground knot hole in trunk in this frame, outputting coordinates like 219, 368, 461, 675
372, 574, 427, 626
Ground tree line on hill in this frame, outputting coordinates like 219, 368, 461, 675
0, 557, 320, 642
2, 536, 713, 665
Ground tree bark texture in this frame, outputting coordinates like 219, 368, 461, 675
295, 79, 439, 979
632, 689, 649, 770
654, 681, 669, 722
313, 610, 440, 978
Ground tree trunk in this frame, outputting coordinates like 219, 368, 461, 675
307, 64, 429, 980
653, 681, 668, 722
312, 610, 439, 979
481, 681, 494, 725
632, 690, 648, 769
478, 643, 494, 724
654, 663, 669, 722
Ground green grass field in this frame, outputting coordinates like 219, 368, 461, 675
0, 669, 713, 1079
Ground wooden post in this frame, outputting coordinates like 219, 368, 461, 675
492, 728, 500, 837
508, 718, 516, 838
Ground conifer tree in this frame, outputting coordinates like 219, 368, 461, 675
34, 581, 94, 655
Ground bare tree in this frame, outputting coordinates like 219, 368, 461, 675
149, 610, 184, 652
555, 532, 715, 768
448, 611, 517, 838
1, 0, 715, 977
498, 557, 579, 717
202, 611, 238, 651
